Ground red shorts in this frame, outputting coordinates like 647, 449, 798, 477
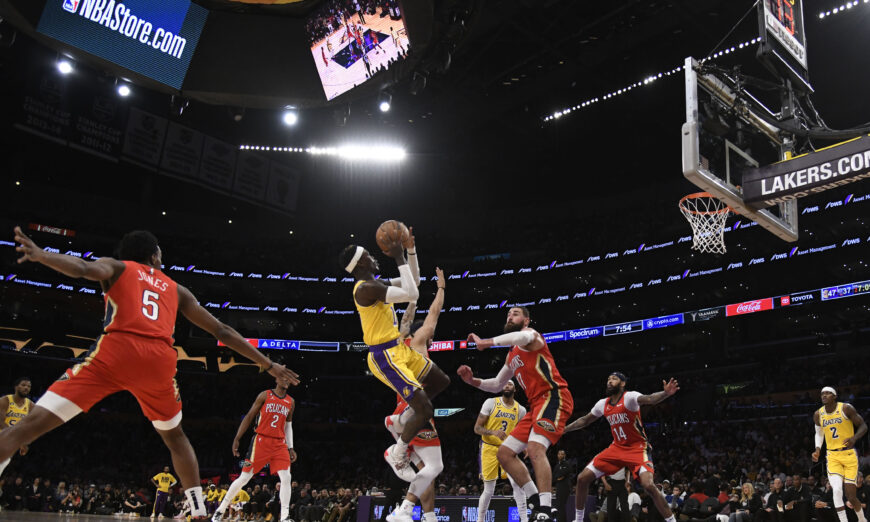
588, 443, 655, 478
243, 434, 291, 474
47, 332, 181, 424
510, 387, 573, 446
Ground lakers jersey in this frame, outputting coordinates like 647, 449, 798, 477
820, 402, 854, 451
152, 473, 176, 493
480, 397, 525, 446
353, 280, 400, 346
4, 395, 32, 427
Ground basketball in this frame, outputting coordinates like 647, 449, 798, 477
376, 220, 409, 254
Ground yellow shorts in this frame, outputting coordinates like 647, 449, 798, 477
479, 441, 507, 481
827, 449, 859, 483
367, 343, 431, 400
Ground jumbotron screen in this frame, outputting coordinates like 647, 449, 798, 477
306, 0, 409, 101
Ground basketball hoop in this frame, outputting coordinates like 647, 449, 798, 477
679, 192, 732, 254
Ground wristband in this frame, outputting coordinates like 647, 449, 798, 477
261, 361, 274, 373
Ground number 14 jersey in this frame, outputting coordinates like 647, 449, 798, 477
590, 391, 649, 450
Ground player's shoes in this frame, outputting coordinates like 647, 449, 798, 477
384, 444, 416, 482
385, 415, 402, 439
530, 509, 552, 521
386, 509, 414, 522
211, 511, 224, 522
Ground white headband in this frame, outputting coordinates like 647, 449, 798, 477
344, 246, 364, 273
822, 386, 837, 396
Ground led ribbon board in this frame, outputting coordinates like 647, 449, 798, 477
37, 0, 208, 89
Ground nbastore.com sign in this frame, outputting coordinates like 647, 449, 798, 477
37, 0, 208, 89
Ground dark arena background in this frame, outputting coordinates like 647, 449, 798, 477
1, 0, 870, 521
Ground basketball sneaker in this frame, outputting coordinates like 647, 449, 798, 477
384, 444, 416, 482
211, 511, 224, 522
386, 509, 414, 522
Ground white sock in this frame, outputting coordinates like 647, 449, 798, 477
576, 508, 585, 522
521, 481, 538, 499
217, 472, 252, 514
0, 457, 9, 477
184, 487, 206, 517
540, 492, 552, 508
278, 470, 292, 521
479, 480, 496, 520
509, 478, 528, 522
422, 513, 437, 522
401, 499, 415, 514
838, 511, 849, 522
666, 515, 676, 522
856, 507, 867, 522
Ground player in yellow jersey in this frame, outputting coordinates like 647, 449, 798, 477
0, 377, 34, 477
340, 230, 449, 522
475, 380, 528, 522
151, 465, 177, 518
812, 386, 867, 522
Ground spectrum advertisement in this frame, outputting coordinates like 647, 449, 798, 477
37, 0, 208, 89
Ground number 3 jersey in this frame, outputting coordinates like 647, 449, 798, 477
103, 261, 178, 345
590, 391, 649, 450
479, 396, 526, 446
255, 390, 294, 439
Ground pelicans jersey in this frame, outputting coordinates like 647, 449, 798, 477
503, 335, 573, 446
586, 391, 654, 478
819, 402, 859, 483
356, 280, 430, 400
4, 395, 32, 427
103, 261, 178, 345
243, 390, 293, 475
479, 397, 526, 481
45, 260, 183, 426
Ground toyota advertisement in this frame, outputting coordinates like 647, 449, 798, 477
37, 0, 208, 89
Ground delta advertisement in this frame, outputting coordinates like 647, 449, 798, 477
37, 0, 208, 89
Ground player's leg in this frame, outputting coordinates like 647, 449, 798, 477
478, 480, 497, 520
420, 363, 450, 400
526, 388, 573, 516
526, 440, 554, 511
638, 470, 675, 522
575, 468, 600, 521
391, 445, 443, 521
419, 482, 436, 522
154, 426, 206, 517
509, 473, 530, 522
277, 469, 292, 522
0, 406, 64, 469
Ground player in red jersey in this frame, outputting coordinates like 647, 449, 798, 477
458, 306, 574, 522
212, 378, 296, 522
0, 227, 299, 518
565, 372, 679, 522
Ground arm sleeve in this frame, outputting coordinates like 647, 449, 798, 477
624, 391, 642, 412
492, 329, 536, 347
285, 422, 293, 448
407, 247, 420, 285
479, 398, 496, 416
518, 405, 527, 420
590, 399, 606, 417
814, 424, 824, 449
384, 265, 419, 303
476, 365, 514, 393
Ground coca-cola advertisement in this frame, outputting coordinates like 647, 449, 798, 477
726, 298, 774, 317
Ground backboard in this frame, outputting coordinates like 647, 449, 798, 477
681, 57, 799, 242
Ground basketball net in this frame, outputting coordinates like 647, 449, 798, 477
679, 192, 731, 254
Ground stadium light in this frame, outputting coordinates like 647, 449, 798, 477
378, 92, 392, 113
237, 143, 407, 162
57, 58, 73, 75
282, 109, 298, 126
117, 83, 131, 97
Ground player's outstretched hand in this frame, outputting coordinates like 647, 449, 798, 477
232, 439, 241, 457
663, 378, 679, 396
268, 363, 300, 386
435, 267, 445, 289
467, 333, 489, 350
403, 226, 415, 250
13, 226, 44, 264
457, 365, 474, 384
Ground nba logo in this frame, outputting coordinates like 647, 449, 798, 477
62, 0, 80, 13
781, 296, 791, 306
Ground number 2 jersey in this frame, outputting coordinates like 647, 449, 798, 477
255, 390, 294, 439
103, 261, 178, 345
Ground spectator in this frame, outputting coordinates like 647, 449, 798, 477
666, 485, 684, 517
784, 475, 811, 522
605, 469, 631, 522
763, 478, 786, 522
592, 484, 609, 522
729, 483, 762, 522
53, 480, 67, 512
60, 485, 83, 513
628, 486, 642, 522
124, 488, 147, 517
